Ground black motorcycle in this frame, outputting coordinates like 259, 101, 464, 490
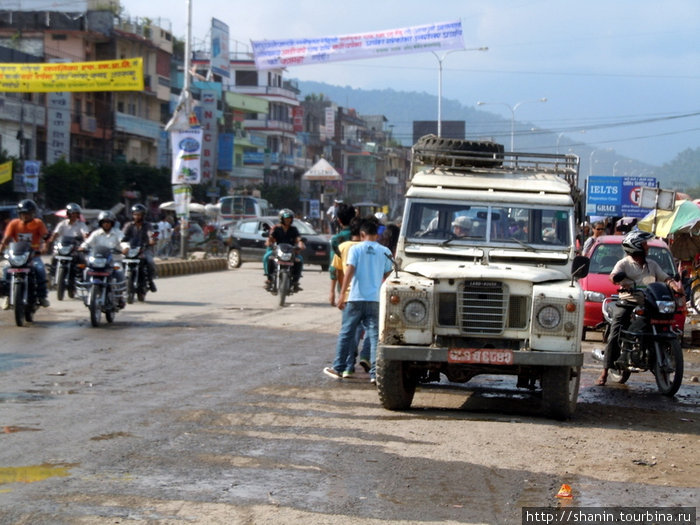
79, 246, 124, 327
2, 241, 41, 326
600, 279, 684, 396
267, 243, 301, 307
51, 235, 81, 300
122, 246, 149, 303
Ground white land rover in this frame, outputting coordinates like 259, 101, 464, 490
376, 136, 590, 419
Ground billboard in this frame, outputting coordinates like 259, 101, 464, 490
211, 18, 230, 78
586, 175, 657, 218
252, 20, 464, 70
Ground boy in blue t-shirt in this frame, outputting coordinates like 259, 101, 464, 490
323, 218, 393, 382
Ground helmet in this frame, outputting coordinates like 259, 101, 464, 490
97, 211, 116, 226
131, 203, 146, 215
451, 216, 472, 230
66, 202, 82, 215
622, 230, 654, 255
17, 199, 37, 215
279, 208, 294, 221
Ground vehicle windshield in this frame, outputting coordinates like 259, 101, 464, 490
589, 243, 675, 275
292, 219, 317, 235
404, 202, 571, 246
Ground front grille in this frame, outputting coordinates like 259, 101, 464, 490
460, 281, 506, 334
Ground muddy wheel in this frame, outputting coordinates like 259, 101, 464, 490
376, 359, 417, 410
227, 248, 241, 269
105, 308, 115, 323
126, 272, 135, 304
542, 366, 580, 420
56, 266, 66, 301
278, 272, 289, 307
609, 367, 631, 384
89, 286, 101, 327
13, 282, 25, 327
653, 339, 683, 396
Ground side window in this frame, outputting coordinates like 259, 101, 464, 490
239, 221, 258, 234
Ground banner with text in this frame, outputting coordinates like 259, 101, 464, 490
586, 175, 657, 218
171, 129, 203, 184
252, 20, 464, 70
0, 161, 12, 184
0, 58, 144, 92
211, 18, 231, 78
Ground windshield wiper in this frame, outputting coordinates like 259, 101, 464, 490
509, 237, 537, 252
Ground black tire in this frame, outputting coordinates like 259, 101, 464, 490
581, 327, 587, 341
126, 272, 135, 304
105, 308, 115, 323
89, 286, 101, 327
653, 339, 683, 396
691, 283, 700, 313
13, 282, 25, 327
415, 135, 504, 168
56, 266, 66, 301
376, 359, 417, 410
278, 272, 290, 307
541, 366, 581, 420
24, 307, 34, 323
320, 264, 329, 272
227, 248, 241, 269
137, 291, 146, 302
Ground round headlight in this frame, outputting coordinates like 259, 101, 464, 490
537, 305, 561, 329
403, 300, 427, 324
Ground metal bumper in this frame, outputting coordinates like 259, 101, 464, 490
378, 345, 583, 367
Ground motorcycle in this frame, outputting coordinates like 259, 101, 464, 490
1, 241, 41, 326
597, 279, 684, 396
51, 235, 82, 300
122, 246, 149, 304
267, 243, 301, 307
79, 246, 125, 327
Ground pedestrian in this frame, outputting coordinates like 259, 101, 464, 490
323, 218, 393, 383
328, 203, 356, 306
326, 199, 341, 234
582, 220, 605, 256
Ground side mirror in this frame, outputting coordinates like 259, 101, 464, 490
571, 255, 589, 279
260, 231, 268, 238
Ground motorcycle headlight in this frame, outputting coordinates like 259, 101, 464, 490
536, 305, 562, 330
57, 245, 73, 255
655, 300, 676, 314
584, 290, 605, 302
127, 248, 140, 258
8, 251, 30, 266
403, 299, 428, 324
89, 256, 108, 269
277, 250, 293, 262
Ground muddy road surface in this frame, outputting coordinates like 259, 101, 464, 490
1, 264, 698, 524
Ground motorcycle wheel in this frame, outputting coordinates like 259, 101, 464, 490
653, 339, 683, 396
89, 286, 101, 327
105, 308, 115, 323
691, 283, 700, 314
13, 282, 25, 327
608, 367, 631, 383
137, 291, 146, 302
278, 272, 290, 307
227, 248, 241, 269
126, 273, 135, 304
541, 366, 581, 420
56, 266, 66, 301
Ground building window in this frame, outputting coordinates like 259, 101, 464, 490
235, 70, 257, 86
117, 101, 124, 113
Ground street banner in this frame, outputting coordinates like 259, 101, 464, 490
23, 160, 41, 193
197, 90, 218, 182
586, 175, 657, 218
0, 58, 144, 92
173, 185, 191, 218
0, 160, 11, 184
252, 20, 464, 70
170, 129, 203, 184
46, 92, 72, 164
211, 18, 231, 78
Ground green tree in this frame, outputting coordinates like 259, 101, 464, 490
257, 183, 301, 213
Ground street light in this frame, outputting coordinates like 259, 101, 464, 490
556, 130, 586, 154
433, 46, 488, 137
477, 98, 547, 152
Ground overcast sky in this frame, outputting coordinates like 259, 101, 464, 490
120, 0, 700, 167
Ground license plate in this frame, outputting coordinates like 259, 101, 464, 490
448, 348, 514, 365
315, 251, 327, 256
7, 268, 30, 274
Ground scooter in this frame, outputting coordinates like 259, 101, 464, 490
79, 246, 125, 327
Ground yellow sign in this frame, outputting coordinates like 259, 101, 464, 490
0, 58, 144, 93
0, 161, 12, 185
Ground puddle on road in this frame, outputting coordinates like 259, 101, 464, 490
0, 463, 76, 489
0, 391, 54, 403
0, 353, 36, 373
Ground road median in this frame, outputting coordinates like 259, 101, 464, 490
155, 256, 227, 277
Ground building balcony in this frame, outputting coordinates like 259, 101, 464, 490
231, 85, 300, 104
243, 118, 294, 134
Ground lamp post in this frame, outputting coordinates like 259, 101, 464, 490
433, 46, 487, 137
556, 130, 585, 154
477, 98, 547, 152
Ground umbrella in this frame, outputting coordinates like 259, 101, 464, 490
669, 230, 700, 260
637, 199, 700, 238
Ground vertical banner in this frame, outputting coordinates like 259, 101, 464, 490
198, 90, 218, 182
325, 107, 335, 140
211, 18, 230, 78
46, 92, 71, 164
0, 160, 12, 184
173, 184, 191, 218
170, 129, 202, 184
23, 160, 41, 193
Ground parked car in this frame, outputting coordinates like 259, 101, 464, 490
226, 216, 330, 271
580, 235, 685, 339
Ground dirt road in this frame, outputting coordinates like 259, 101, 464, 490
0, 265, 697, 524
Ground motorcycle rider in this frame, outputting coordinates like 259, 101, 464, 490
81, 211, 125, 307
263, 209, 305, 292
47, 202, 89, 284
120, 203, 157, 292
597, 230, 681, 386
0, 199, 50, 307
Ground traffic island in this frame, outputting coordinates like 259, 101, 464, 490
155, 256, 227, 277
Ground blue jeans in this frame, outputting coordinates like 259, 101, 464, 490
333, 301, 379, 378
354, 321, 371, 363
2, 255, 47, 299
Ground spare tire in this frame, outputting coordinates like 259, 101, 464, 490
415, 134, 504, 168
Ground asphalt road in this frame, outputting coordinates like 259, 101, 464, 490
0, 264, 698, 524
